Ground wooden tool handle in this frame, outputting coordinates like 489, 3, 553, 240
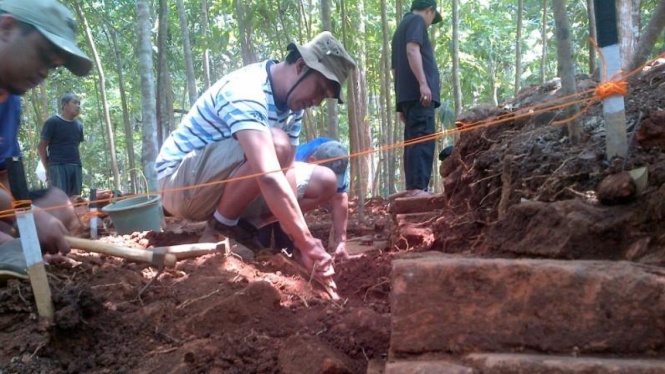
65, 236, 177, 267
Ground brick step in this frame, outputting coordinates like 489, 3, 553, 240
466, 353, 665, 373
391, 194, 446, 215
391, 257, 665, 357
379, 355, 665, 374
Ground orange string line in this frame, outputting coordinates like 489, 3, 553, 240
1, 48, 663, 220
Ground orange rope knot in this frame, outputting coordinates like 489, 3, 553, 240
596, 81, 628, 100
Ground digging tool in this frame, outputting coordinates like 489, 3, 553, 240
64, 237, 227, 269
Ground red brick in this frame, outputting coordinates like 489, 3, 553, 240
466, 353, 665, 374
385, 360, 474, 374
391, 258, 665, 356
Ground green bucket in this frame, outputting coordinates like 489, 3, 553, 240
102, 195, 164, 235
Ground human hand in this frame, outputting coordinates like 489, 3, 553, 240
333, 241, 363, 263
398, 111, 406, 124
419, 83, 432, 107
296, 237, 335, 279
33, 210, 70, 255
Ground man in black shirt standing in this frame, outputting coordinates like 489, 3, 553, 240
39, 93, 84, 197
392, 0, 442, 198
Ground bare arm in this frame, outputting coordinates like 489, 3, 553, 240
406, 41, 432, 106
235, 130, 332, 274
331, 192, 348, 245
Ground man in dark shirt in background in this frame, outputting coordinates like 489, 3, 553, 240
391, 0, 442, 198
38, 92, 84, 197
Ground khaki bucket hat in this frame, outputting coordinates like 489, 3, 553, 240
0, 0, 93, 76
287, 31, 356, 103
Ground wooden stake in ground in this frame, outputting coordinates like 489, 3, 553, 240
16, 209, 54, 324
595, 0, 628, 158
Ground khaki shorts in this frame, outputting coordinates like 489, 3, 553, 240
159, 138, 245, 221
240, 161, 316, 228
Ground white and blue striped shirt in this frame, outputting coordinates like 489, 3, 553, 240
156, 60, 303, 179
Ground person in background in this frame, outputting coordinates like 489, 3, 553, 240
392, 0, 442, 198
39, 92, 84, 197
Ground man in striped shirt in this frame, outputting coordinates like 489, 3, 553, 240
157, 32, 355, 282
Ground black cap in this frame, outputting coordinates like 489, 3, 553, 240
411, 0, 443, 25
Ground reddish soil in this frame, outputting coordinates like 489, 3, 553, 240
0, 203, 393, 374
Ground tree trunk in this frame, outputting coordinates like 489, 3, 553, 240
617, 0, 636, 69
452, 0, 462, 116
110, 27, 137, 194
156, 0, 171, 147
201, 0, 211, 89
627, 0, 665, 72
75, 1, 120, 190
380, 0, 393, 196
587, 0, 597, 75
552, 0, 581, 144
515, 0, 524, 95
176, 0, 198, 107
358, 0, 371, 198
320, 0, 338, 139
540, 0, 548, 84
341, 0, 364, 220
136, 0, 159, 192
236, 0, 257, 65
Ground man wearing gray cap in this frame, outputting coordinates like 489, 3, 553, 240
157, 32, 356, 283
0, 0, 92, 279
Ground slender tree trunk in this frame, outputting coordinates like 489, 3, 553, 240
515, 0, 524, 95
201, 0, 211, 89
380, 0, 394, 195
75, 1, 120, 190
552, 0, 581, 144
320, 0, 338, 139
627, 0, 665, 72
176, 0, 198, 107
617, 0, 636, 69
110, 27, 137, 194
587, 0, 597, 75
632, 0, 642, 41
236, 0, 257, 65
540, 0, 549, 84
396, 0, 403, 21
358, 0, 371, 197
136, 0, 159, 191
452, 0, 462, 116
156, 0, 170, 147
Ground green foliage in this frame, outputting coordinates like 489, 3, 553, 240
15, 0, 662, 195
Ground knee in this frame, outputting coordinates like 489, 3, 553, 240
307, 166, 338, 202
270, 128, 294, 166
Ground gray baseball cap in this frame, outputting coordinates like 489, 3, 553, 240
287, 32, 356, 104
312, 141, 349, 191
0, 0, 93, 76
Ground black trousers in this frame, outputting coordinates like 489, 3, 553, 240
401, 101, 435, 191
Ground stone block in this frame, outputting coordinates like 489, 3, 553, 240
391, 258, 665, 356
466, 353, 665, 374
385, 360, 474, 374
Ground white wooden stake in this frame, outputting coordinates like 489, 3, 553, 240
600, 44, 628, 158
16, 209, 54, 323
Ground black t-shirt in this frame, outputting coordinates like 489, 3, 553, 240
391, 12, 441, 111
41, 115, 84, 165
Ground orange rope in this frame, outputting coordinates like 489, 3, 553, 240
0, 46, 662, 220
